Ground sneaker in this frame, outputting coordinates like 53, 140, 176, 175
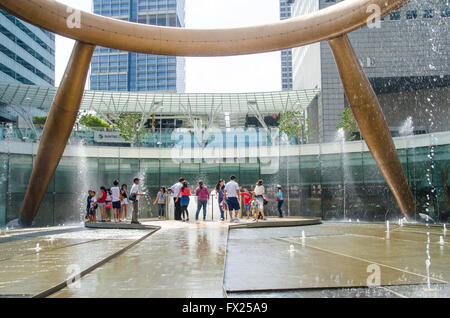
182, 219, 185, 222
220, 218, 224, 221
131, 221, 141, 225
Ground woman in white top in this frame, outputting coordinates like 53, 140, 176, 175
253, 180, 269, 220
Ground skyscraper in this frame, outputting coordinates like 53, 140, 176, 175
280, 0, 294, 91
292, 0, 449, 142
0, 9, 55, 86
90, 0, 185, 93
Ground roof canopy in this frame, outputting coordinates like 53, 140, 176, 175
0, 83, 319, 118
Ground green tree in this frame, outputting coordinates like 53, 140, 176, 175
115, 113, 148, 144
336, 107, 359, 141
278, 110, 315, 144
79, 114, 110, 128
32, 116, 47, 125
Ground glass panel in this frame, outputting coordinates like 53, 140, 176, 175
180, 162, 200, 186
219, 163, 240, 184
8, 154, 32, 193
434, 145, 450, 223
119, 158, 140, 187
160, 160, 180, 187
198, 161, 220, 189
140, 158, 160, 188
0, 154, 7, 226
98, 158, 119, 189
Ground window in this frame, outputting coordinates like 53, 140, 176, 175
423, 9, 434, 18
441, 7, 450, 17
406, 10, 417, 19
390, 11, 401, 20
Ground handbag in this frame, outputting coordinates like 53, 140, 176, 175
129, 193, 136, 201
263, 199, 268, 205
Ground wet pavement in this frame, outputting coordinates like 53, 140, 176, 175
0, 227, 155, 297
0, 220, 448, 298
50, 221, 229, 298
224, 222, 449, 297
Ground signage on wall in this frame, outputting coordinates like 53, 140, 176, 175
94, 131, 130, 144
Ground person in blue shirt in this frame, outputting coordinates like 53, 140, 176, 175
273, 184, 284, 218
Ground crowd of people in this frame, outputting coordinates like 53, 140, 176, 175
85, 175, 285, 224
168, 175, 285, 223
85, 177, 144, 224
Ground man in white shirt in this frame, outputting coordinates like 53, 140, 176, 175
169, 178, 184, 220
224, 175, 241, 222
130, 178, 144, 224
110, 180, 121, 222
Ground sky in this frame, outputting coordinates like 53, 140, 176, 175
54, 0, 281, 93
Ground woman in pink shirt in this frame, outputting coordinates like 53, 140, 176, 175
195, 180, 210, 221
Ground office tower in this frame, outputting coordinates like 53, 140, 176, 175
90, 0, 185, 92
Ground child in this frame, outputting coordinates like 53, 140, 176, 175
241, 188, 252, 220
153, 187, 166, 219
86, 190, 93, 221
250, 194, 260, 222
105, 188, 112, 222
89, 191, 98, 223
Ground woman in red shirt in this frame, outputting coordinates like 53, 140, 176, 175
176, 181, 191, 222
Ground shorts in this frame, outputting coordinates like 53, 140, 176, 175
88, 208, 96, 216
97, 202, 105, 207
244, 204, 251, 212
256, 195, 264, 207
121, 198, 128, 205
227, 197, 240, 211
112, 201, 121, 209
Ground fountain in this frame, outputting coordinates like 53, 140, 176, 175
399, 116, 414, 137
35, 243, 41, 252
444, 224, 447, 235
289, 244, 295, 253
439, 236, 444, 246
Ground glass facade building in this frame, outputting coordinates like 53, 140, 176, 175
280, 0, 294, 91
90, 0, 185, 92
1, 131, 449, 227
0, 9, 55, 86
291, 0, 450, 142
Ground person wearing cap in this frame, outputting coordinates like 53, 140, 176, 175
130, 177, 145, 224
273, 184, 284, 218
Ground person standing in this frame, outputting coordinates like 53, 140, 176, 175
254, 180, 268, 221
120, 184, 129, 220
241, 188, 252, 220
97, 187, 107, 222
273, 184, 284, 218
169, 178, 184, 221
224, 175, 241, 223
130, 178, 145, 224
215, 179, 226, 221
153, 187, 167, 219
195, 180, 209, 221
176, 181, 190, 222
111, 180, 121, 222
105, 189, 112, 222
